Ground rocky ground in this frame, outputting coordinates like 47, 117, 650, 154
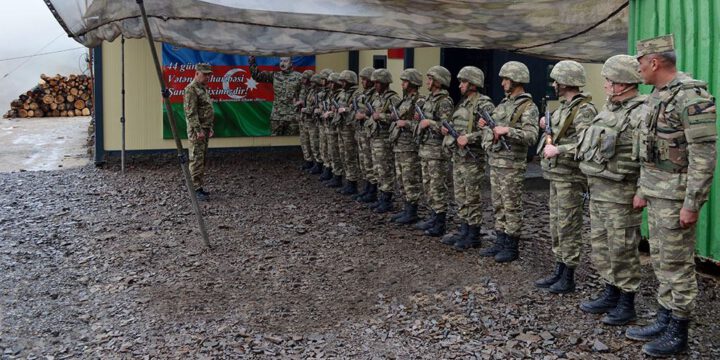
1, 152, 718, 359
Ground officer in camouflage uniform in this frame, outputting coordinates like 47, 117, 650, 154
335, 70, 362, 195
414, 66, 454, 237
303, 74, 323, 174
367, 69, 401, 213
316, 69, 335, 181
575, 55, 646, 326
440, 66, 495, 250
627, 35, 717, 358
389, 68, 423, 224
354, 67, 378, 203
296, 70, 315, 170
248, 56, 303, 136
535, 60, 597, 294
478, 61, 539, 263
183, 63, 215, 201
323, 72, 344, 188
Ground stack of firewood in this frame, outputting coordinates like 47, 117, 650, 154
4, 74, 93, 118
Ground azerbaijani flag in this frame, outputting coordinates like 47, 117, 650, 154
162, 44, 315, 138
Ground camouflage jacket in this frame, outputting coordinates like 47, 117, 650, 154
249, 65, 302, 122
416, 89, 454, 160
334, 85, 360, 127
297, 83, 313, 121
367, 88, 401, 138
541, 93, 597, 182
183, 80, 214, 140
327, 88, 343, 129
354, 87, 376, 135
300, 86, 318, 120
636, 73, 717, 211
484, 92, 539, 169
578, 94, 647, 204
390, 91, 420, 152
445, 92, 495, 158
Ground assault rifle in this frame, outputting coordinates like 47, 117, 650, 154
477, 108, 511, 151
442, 120, 479, 160
390, 100, 401, 121
537, 96, 553, 154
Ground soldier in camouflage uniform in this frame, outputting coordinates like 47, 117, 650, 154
316, 69, 335, 181
389, 68, 423, 224
335, 70, 362, 195
367, 69, 401, 213
626, 35, 717, 358
248, 56, 303, 136
323, 72, 344, 188
354, 67, 378, 203
477, 61, 539, 263
306, 72, 328, 174
183, 63, 215, 201
535, 60, 597, 294
413, 66, 454, 237
296, 70, 315, 170
440, 66, 495, 250
575, 55, 646, 326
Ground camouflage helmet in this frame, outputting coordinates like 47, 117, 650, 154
339, 70, 358, 84
498, 61, 530, 84
550, 60, 586, 87
601, 55, 642, 84
371, 68, 393, 84
302, 70, 314, 80
328, 72, 340, 84
457, 66, 485, 88
400, 68, 423, 87
359, 67, 375, 80
310, 74, 323, 85
320, 68, 333, 77
426, 65, 451, 87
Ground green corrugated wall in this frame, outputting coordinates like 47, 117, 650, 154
629, 0, 720, 262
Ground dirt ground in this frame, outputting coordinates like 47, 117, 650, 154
0, 152, 718, 359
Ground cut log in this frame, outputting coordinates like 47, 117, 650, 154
66, 94, 75, 103
18, 109, 28, 118
81, 108, 91, 116
74, 100, 85, 110
42, 94, 54, 104
27, 110, 34, 117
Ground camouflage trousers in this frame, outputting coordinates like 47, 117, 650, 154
298, 118, 312, 162
328, 125, 343, 176
307, 121, 321, 163
453, 153, 486, 226
188, 138, 209, 190
548, 180, 586, 267
489, 166, 525, 237
318, 122, 329, 165
356, 128, 376, 184
589, 200, 642, 292
394, 150, 422, 204
371, 134, 395, 192
339, 124, 360, 182
271, 120, 299, 136
647, 196, 698, 318
421, 156, 449, 213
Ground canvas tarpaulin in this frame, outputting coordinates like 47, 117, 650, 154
45, 0, 629, 62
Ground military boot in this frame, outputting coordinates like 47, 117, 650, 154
602, 291, 637, 326
414, 210, 437, 231
195, 188, 209, 201
374, 191, 394, 213
626, 307, 671, 341
325, 175, 342, 188
319, 166, 333, 181
441, 222, 468, 245
339, 180, 358, 195
424, 212, 446, 237
353, 182, 369, 201
360, 183, 378, 203
480, 232, 505, 257
494, 234, 519, 263
642, 316, 689, 357
548, 265, 575, 294
309, 161, 322, 174
369, 190, 385, 209
453, 225, 481, 251
390, 202, 409, 222
534, 262, 567, 289
301, 160, 313, 170
580, 283, 621, 314
395, 202, 419, 224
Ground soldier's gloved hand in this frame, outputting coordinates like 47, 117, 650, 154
419, 119, 431, 129
539, 116, 547, 130
248, 56, 256, 65
679, 207, 699, 228
457, 135, 468, 148
440, 126, 449, 136
632, 195, 647, 210
372, 112, 381, 120
543, 144, 559, 158
338, 107, 346, 113
477, 118, 487, 128
355, 112, 366, 121
396, 120, 407, 128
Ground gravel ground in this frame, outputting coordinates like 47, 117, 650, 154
1, 152, 718, 359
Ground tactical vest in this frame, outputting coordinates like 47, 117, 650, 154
541, 94, 595, 175
577, 96, 646, 181
486, 93, 535, 160
443, 93, 492, 156
416, 90, 453, 146
634, 76, 716, 173
389, 92, 419, 151
368, 89, 400, 138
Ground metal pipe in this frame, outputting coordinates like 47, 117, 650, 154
121, 35, 126, 173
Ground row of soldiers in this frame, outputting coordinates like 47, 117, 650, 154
289, 35, 715, 358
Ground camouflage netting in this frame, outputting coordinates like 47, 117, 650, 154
46, 0, 629, 62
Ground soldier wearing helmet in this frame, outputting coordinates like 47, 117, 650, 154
322, 72, 345, 188
439, 66, 495, 250
413, 65, 454, 237
573, 54, 646, 331
248, 56, 303, 136
304, 73, 325, 174
388, 68, 424, 224
353, 67, 379, 203
334, 70, 362, 195
366, 69, 401, 214
315, 69, 335, 181
477, 60, 539, 263
535, 60, 598, 294
296, 70, 316, 171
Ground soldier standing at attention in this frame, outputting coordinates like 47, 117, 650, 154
535, 60, 597, 294
316, 69, 335, 181
477, 61, 539, 263
248, 56, 303, 136
576, 55, 646, 326
389, 68, 423, 224
440, 66, 495, 250
413, 66, 454, 237
296, 70, 315, 170
354, 67, 378, 203
183, 63, 215, 201
368, 69, 401, 213
323, 72, 344, 188
627, 34, 716, 358
303, 74, 323, 174
335, 70, 362, 195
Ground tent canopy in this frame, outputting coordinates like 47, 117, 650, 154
45, 0, 629, 62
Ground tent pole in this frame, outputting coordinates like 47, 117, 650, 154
135, 0, 211, 249
120, 35, 126, 173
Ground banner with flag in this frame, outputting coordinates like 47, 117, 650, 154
162, 44, 315, 138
